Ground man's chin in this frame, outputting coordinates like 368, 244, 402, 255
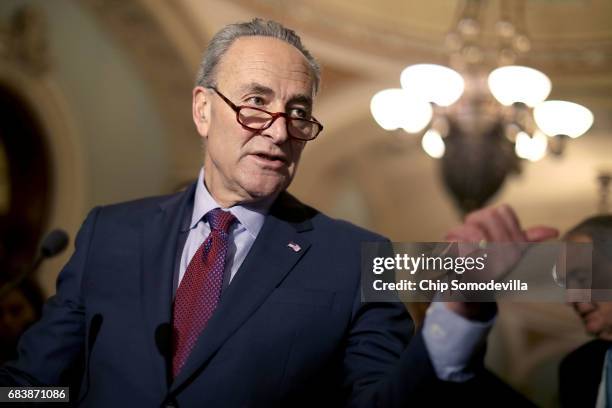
585, 323, 604, 337
593, 327, 612, 340
241, 178, 290, 202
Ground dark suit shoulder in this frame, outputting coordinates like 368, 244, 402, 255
82, 186, 194, 240
274, 192, 387, 243
561, 339, 609, 374
100, 192, 180, 214
559, 339, 610, 408
313, 213, 387, 242
95, 184, 194, 221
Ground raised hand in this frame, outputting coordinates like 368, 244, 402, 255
442, 204, 558, 319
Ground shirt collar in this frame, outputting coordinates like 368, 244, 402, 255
189, 168, 271, 238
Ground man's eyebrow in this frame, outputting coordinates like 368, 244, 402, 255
237, 82, 312, 107
288, 94, 313, 108
237, 82, 274, 96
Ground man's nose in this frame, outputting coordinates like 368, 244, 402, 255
263, 115, 290, 144
574, 302, 596, 312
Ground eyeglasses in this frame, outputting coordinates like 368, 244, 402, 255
209, 87, 323, 141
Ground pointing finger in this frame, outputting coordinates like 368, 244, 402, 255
525, 226, 559, 242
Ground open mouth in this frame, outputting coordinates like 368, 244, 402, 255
581, 310, 597, 321
253, 153, 286, 163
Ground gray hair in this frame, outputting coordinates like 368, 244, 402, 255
195, 18, 321, 94
565, 215, 612, 288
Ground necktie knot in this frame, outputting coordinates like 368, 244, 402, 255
207, 208, 236, 233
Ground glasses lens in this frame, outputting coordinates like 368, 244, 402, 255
238, 108, 273, 129
289, 119, 320, 140
238, 107, 321, 140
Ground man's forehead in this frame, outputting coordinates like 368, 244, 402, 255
216, 36, 314, 93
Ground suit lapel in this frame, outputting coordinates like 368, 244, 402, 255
170, 200, 313, 393
141, 184, 196, 391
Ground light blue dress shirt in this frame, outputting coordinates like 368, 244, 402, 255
179, 168, 494, 382
178, 168, 271, 287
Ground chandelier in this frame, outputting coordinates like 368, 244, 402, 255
370, 0, 594, 214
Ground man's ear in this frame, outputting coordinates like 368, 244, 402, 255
192, 86, 211, 137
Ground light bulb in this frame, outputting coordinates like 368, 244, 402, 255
400, 64, 464, 107
488, 66, 551, 107
515, 130, 548, 162
370, 88, 432, 133
533, 100, 594, 138
421, 129, 445, 159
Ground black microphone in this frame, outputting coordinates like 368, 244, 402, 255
76, 314, 104, 406
41, 229, 69, 258
155, 323, 172, 386
0, 229, 69, 300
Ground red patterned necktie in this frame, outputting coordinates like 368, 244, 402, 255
172, 208, 236, 378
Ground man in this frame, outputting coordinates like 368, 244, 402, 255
559, 215, 612, 408
0, 19, 557, 407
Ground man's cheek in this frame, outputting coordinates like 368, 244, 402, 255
291, 142, 306, 162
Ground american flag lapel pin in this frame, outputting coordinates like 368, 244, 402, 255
287, 242, 301, 252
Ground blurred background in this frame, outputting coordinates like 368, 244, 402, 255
0, 0, 610, 406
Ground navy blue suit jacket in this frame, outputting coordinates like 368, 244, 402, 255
0, 183, 439, 407
559, 340, 610, 408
